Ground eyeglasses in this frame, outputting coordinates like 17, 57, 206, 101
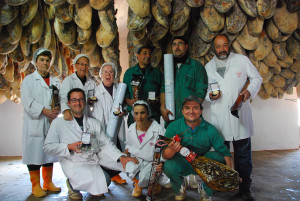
76, 63, 89, 67
172, 42, 184, 47
102, 70, 114, 75
70, 98, 85, 103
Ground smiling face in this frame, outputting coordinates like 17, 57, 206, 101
172, 39, 188, 58
136, 48, 151, 68
214, 35, 230, 60
133, 105, 149, 126
101, 65, 115, 87
75, 57, 89, 79
68, 91, 86, 118
36, 55, 51, 77
182, 101, 202, 124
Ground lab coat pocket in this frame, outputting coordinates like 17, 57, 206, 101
28, 119, 44, 137
184, 75, 195, 90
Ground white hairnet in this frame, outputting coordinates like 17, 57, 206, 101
99, 62, 118, 79
132, 100, 152, 117
73, 54, 90, 66
32, 48, 52, 67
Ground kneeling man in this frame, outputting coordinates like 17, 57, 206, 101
162, 96, 233, 201
44, 88, 137, 199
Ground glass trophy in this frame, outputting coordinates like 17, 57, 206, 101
210, 82, 220, 97
81, 132, 92, 152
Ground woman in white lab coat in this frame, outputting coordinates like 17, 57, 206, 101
59, 54, 96, 120
90, 62, 127, 184
21, 48, 61, 197
125, 100, 165, 197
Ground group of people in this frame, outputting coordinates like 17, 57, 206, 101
21, 34, 262, 201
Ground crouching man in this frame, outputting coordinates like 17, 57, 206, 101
44, 88, 138, 199
162, 96, 232, 201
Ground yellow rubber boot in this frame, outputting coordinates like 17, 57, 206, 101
29, 170, 46, 198
132, 181, 143, 197
42, 166, 61, 192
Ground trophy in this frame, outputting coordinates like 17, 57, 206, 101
130, 74, 144, 99
87, 89, 97, 105
50, 85, 60, 109
209, 82, 220, 97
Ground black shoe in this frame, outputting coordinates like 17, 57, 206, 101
242, 189, 255, 201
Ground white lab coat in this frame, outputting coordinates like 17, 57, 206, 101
90, 82, 126, 150
44, 115, 124, 195
21, 70, 61, 165
125, 120, 165, 187
204, 52, 262, 141
59, 72, 96, 113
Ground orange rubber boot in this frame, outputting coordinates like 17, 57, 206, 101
29, 170, 46, 198
42, 166, 61, 192
111, 174, 127, 184
132, 177, 138, 186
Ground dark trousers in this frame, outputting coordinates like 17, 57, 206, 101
27, 163, 53, 171
225, 138, 253, 191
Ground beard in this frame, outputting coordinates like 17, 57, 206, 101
216, 51, 229, 60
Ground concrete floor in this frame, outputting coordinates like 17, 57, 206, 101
0, 150, 299, 201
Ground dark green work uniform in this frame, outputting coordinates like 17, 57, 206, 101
123, 64, 164, 126
163, 117, 231, 196
173, 57, 208, 120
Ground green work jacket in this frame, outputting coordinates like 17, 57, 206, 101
165, 117, 231, 157
170, 57, 208, 119
123, 64, 164, 124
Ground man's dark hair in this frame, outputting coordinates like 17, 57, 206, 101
137, 46, 153, 55
211, 34, 230, 53
67, 88, 85, 101
171, 36, 188, 45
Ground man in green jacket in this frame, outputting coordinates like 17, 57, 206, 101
123, 46, 164, 127
160, 36, 208, 190
160, 36, 208, 122
162, 96, 232, 201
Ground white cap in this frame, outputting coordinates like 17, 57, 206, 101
73, 54, 90, 66
99, 62, 118, 79
132, 100, 151, 117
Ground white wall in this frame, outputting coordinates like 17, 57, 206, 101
0, 100, 23, 156
251, 91, 299, 151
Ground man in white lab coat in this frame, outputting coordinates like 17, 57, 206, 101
205, 34, 262, 201
44, 88, 138, 199
59, 54, 96, 121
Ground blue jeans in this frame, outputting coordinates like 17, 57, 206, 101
226, 138, 252, 191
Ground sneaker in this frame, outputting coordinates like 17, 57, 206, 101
175, 185, 186, 201
162, 179, 172, 189
66, 179, 82, 200
111, 174, 127, 184
187, 174, 198, 189
240, 188, 255, 201
199, 185, 212, 201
